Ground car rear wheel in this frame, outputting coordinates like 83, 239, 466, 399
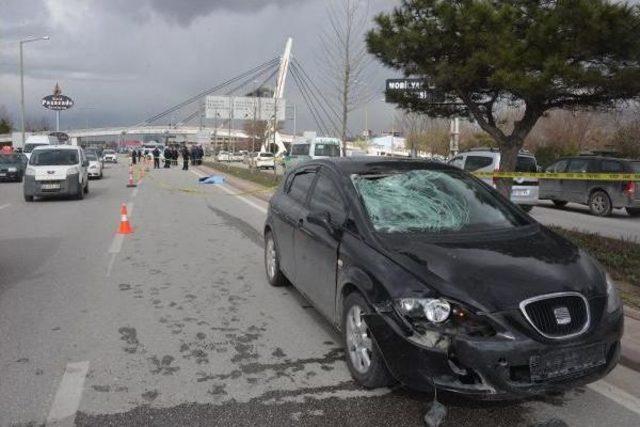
24, 194, 33, 202
627, 208, 640, 217
552, 200, 568, 208
76, 183, 84, 200
343, 292, 395, 389
589, 190, 612, 216
264, 231, 288, 287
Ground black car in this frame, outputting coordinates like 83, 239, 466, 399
264, 158, 623, 400
540, 156, 640, 217
0, 153, 27, 182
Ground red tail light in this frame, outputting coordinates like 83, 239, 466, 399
624, 181, 636, 196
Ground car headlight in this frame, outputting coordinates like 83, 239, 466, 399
25, 167, 36, 176
606, 273, 622, 313
66, 167, 80, 176
396, 298, 451, 323
8, 167, 17, 172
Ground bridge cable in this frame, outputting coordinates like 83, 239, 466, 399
289, 66, 329, 136
290, 64, 340, 136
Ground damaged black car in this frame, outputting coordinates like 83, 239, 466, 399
264, 158, 623, 400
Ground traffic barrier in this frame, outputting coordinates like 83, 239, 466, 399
473, 171, 640, 181
126, 166, 137, 188
117, 203, 133, 234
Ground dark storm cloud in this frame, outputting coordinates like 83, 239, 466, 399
144, 0, 310, 26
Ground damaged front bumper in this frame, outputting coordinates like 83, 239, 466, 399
365, 307, 623, 400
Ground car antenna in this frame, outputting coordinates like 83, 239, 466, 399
424, 386, 447, 427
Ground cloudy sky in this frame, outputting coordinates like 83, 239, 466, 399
0, 0, 399, 135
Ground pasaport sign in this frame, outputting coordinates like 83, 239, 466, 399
42, 83, 74, 111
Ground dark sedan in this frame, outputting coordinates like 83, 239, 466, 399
264, 158, 623, 400
0, 153, 27, 182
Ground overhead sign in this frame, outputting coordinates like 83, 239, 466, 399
385, 78, 444, 103
49, 132, 69, 143
42, 83, 74, 111
206, 96, 286, 121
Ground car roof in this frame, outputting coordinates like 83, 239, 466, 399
32, 144, 78, 151
294, 157, 458, 176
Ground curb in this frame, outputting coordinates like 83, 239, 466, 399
197, 164, 275, 203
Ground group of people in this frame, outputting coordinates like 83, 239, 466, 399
132, 144, 204, 171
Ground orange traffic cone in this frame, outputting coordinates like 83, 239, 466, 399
127, 166, 137, 188
118, 203, 133, 234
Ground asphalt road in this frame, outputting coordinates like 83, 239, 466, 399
1, 161, 640, 426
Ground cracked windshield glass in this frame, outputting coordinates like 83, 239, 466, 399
1, 1, 640, 426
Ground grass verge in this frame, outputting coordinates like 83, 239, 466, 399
550, 226, 640, 310
203, 161, 281, 189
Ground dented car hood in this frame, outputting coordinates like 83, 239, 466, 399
378, 226, 606, 313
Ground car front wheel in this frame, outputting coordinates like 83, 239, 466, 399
552, 200, 568, 208
589, 190, 612, 216
264, 231, 287, 287
343, 292, 395, 389
627, 207, 640, 217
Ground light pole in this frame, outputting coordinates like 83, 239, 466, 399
20, 36, 50, 145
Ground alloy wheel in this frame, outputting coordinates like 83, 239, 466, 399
346, 305, 373, 374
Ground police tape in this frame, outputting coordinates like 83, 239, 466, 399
472, 172, 640, 181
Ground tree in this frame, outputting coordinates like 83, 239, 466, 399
609, 117, 640, 159
319, 0, 373, 153
0, 106, 13, 134
25, 117, 52, 132
367, 0, 640, 195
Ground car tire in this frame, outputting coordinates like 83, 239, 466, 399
16, 175, 23, 183
589, 190, 612, 216
343, 292, 395, 389
84, 181, 89, 194
552, 200, 568, 208
264, 231, 288, 287
627, 208, 640, 217
24, 194, 33, 202
76, 183, 84, 200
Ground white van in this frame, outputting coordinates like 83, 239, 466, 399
284, 135, 343, 168
23, 135, 58, 161
23, 145, 89, 201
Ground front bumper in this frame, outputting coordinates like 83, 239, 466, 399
365, 306, 623, 400
0, 170, 22, 181
24, 174, 82, 197
510, 185, 539, 206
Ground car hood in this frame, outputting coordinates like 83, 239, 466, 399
378, 226, 605, 313
33, 165, 75, 181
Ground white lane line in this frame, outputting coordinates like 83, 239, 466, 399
0, 203, 10, 210
46, 361, 90, 426
106, 203, 134, 277
190, 169, 268, 214
131, 187, 139, 198
588, 380, 640, 416
108, 234, 124, 254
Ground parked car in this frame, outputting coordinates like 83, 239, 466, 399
232, 151, 246, 162
448, 148, 539, 211
86, 153, 103, 179
243, 152, 256, 165
252, 152, 276, 170
0, 153, 27, 182
101, 149, 118, 163
23, 145, 89, 201
264, 158, 622, 400
540, 156, 640, 217
216, 151, 231, 162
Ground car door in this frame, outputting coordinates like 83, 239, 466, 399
599, 159, 626, 207
541, 159, 568, 199
564, 158, 592, 203
293, 169, 346, 320
270, 169, 317, 278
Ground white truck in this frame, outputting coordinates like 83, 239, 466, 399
22, 135, 58, 161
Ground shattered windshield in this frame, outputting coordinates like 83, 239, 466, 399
352, 169, 527, 234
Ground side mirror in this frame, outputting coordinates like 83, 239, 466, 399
307, 211, 343, 239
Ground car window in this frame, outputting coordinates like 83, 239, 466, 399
30, 150, 79, 166
352, 169, 527, 234
631, 162, 640, 173
566, 159, 590, 173
463, 155, 493, 171
288, 171, 316, 204
309, 173, 346, 224
291, 144, 310, 156
547, 159, 568, 173
314, 143, 341, 157
449, 156, 464, 168
516, 156, 537, 172
600, 160, 623, 173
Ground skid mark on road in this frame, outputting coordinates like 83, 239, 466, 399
205, 202, 264, 248
46, 361, 90, 426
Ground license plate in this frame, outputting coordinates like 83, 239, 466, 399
0, 173, 5, 177
530, 344, 606, 381
40, 183, 60, 190
513, 189, 530, 197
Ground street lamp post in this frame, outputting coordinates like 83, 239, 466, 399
20, 36, 50, 145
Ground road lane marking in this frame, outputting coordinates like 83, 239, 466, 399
190, 169, 268, 214
0, 203, 10, 210
131, 187, 139, 198
106, 203, 134, 277
588, 380, 640, 416
46, 361, 89, 426
108, 234, 124, 254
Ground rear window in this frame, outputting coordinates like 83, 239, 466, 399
464, 155, 493, 171
516, 156, 537, 172
87, 154, 98, 160
567, 159, 590, 173
30, 149, 79, 166
314, 143, 341, 157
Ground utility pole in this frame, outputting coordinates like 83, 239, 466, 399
449, 118, 460, 158
273, 98, 278, 177
228, 97, 233, 154
19, 36, 49, 145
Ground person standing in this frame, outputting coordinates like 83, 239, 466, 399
181, 145, 190, 170
164, 147, 171, 168
152, 147, 161, 169
131, 149, 137, 165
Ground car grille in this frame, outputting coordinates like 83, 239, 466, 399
520, 293, 590, 339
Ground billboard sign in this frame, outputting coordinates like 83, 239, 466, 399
385, 78, 444, 103
42, 83, 74, 111
206, 96, 286, 121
